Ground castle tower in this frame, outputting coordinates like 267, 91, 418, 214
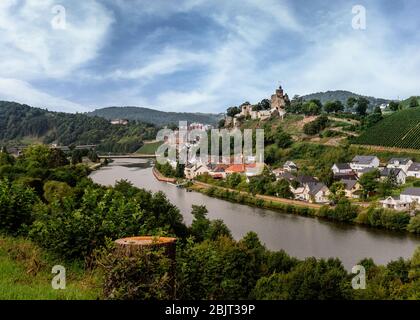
271, 86, 288, 110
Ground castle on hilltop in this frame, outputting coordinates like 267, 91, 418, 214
229, 86, 289, 126
271, 86, 289, 113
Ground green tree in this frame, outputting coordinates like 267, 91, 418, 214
347, 97, 357, 111
388, 101, 400, 111
252, 258, 352, 300
329, 181, 346, 203
407, 215, 420, 234
226, 106, 241, 117
355, 97, 370, 116
71, 149, 83, 165
43, 180, 73, 204
0, 179, 39, 235
226, 173, 243, 188
408, 97, 419, 108
273, 179, 293, 199
302, 101, 322, 116
359, 169, 380, 198
175, 162, 185, 178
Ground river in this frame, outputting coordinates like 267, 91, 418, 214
90, 158, 420, 269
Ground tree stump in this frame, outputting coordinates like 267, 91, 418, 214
114, 236, 177, 298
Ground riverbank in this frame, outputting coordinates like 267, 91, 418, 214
153, 167, 177, 183
151, 166, 420, 236
192, 180, 322, 209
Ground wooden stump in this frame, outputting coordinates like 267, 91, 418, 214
114, 236, 176, 258
114, 236, 177, 298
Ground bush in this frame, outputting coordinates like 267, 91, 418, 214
176, 235, 265, 300
29, 185, 185, 260
252, 258, 352, 300
303, 115, 329, 135
43, 180, 73, 204
413, 181, 420, 187
407, 215, 420, 234
0, 179, 39, 236
365, 207, 410, 231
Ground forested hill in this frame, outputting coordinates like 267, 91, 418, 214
0, 101, 157, 153
301, 90, 391, 108
88, 106, 222, 126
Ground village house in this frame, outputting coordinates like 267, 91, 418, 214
295, 175, 319, 185
224, 163, 261, 178
283, 161, 298, 172
110, 119, 129, 125
331, 163, 353, 175
207, 164, 228, 179
292, 182, 330, 203
245, 163, 263, 178
225, 164, 246, 175
379, 168, 407, 185
288, 174, 330, 203
333, 172, 358, 181
387, 158, 413, 173
400, 187, 420, 206
350, 155, 380, 171
380, 196, 412, 211
184, 163, 209, 180
407, 162, 420, 178
341, 179, 361, 199
307, 183, 331, 203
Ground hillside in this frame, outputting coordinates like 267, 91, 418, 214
352, 107, 420, 149
399, 96, 420, 109
0, 101, 157, 153
88, 106, 222, 126
301, 90, 391, 108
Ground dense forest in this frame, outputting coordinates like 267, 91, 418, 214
88, 106, 222, 126
0, 101, 157, 153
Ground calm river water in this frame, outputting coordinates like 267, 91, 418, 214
90, 158, 420, 269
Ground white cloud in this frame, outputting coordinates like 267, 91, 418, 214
0, 0, 114, 79
0, 78, 88, 112
109, 48, 209, 81
155, 90, 218, 112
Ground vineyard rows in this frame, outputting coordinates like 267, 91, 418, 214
353, 108, 420, 150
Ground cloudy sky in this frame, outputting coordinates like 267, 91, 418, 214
0, 0, 419, 113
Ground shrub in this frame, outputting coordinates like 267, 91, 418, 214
0, 179, 39, 236
176, 235, 265, 300
252, 258, 352, 300
29, 185, 183, 260
407, 215, 420, 234
43, 180, 73, 204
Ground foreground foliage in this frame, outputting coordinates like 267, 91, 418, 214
0, 144, 419, 300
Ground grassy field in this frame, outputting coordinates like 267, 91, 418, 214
0, 236, 101, 300
137, 141, 163, 154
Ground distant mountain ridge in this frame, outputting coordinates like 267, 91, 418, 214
0, 101, 157, 153
88, 106, 223, 126
301, 90, 392, 108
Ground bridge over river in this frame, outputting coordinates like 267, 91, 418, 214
98, 154, 156, 159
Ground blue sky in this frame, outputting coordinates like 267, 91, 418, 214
0, 0, 419, 113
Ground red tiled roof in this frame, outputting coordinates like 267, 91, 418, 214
225, 164, 246, 173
